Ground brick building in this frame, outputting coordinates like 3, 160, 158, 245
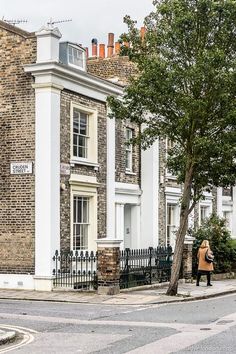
0, 21, 127, 291
0, 21, 235, 291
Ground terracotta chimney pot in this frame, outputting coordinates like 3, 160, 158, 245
115, 42, 121, 55
140, 26, 146, 40
99, 44, 105, 58
107, 32, 114, 57
92, 38, 98, 57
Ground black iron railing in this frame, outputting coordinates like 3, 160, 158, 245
53, 246, 172, 291
120, 246, 173, 289
53, 250, 97, 290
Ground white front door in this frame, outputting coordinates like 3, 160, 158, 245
124, 204, 132, 249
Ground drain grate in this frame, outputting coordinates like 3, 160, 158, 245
200, 328, 212, 331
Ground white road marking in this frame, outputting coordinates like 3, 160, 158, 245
0, 325, 36, 353
0, 324, 38, 334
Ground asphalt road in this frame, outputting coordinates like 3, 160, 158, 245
0, 294, 235, 353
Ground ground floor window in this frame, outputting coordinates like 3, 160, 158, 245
166, 204, 176, 247
73, 196, 89, 250
223, 210, 232, 232
199, 205, 209, 226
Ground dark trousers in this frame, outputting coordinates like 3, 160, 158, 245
197, 271, 211, 285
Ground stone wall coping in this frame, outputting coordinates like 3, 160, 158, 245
184, 236, 195, 244
96, 239, 123, 248
33, 276, 55, 280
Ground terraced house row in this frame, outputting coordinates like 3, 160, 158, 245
0, 20, 235, 291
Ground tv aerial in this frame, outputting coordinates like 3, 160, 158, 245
47, 18, 72, 28
2, 16, 27, 26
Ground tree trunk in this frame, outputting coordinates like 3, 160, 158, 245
166, 165, 193, 296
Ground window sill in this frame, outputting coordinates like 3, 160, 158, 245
70, 159, 99, 168
125, 170, 136, 176
166, 173, 177, 181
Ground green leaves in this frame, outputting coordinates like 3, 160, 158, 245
108, 0, 236, 200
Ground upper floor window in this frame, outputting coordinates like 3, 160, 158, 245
59, 42, 86, 71
68, 45, 84, 68
71, 103, 98, 165
125, 128, 133, 172
73, 109, 89, 158
222, 187, 233, 198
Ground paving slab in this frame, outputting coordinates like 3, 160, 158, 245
0, 279, 235, 306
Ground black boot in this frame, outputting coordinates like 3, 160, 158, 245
207, 273, 212, 286
196, 273, 201, 286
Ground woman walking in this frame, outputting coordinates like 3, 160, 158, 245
196, 240, 214, 286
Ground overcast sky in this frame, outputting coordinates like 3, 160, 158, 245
1, 0, 154, 49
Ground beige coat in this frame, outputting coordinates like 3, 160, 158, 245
197, 247, 214, 272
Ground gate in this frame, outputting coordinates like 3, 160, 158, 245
120, 246, 173, 289
53, 250, 97, 290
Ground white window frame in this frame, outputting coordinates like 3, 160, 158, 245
166, 203, 177, 248
70, 103, 98, 166
198, 199, 212, 226
223, 209, 233, 233
199, 205, 208, 225
68, 44, 86, 71
70, 177, 98, 252
165, 188, 181, 249
125, 128, 133, 172
72, 195, 90, 251
73, 109, 89, 159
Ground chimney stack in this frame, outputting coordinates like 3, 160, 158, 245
99, 44, 105, 58
92, 38, 98, 57
35, 26, 62, 63
140, 26, 146, 41
115, 41, 121, 55
107, 32, 114, 57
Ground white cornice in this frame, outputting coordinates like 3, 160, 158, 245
24, 62, 123, 102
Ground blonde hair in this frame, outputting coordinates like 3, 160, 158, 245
200, 240, 210, 248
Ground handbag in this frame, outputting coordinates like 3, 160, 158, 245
205, 249, 214, 263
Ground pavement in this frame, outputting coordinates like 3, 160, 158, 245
0, 278, 236, 345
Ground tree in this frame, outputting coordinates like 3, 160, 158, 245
108, 0, 236, 295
